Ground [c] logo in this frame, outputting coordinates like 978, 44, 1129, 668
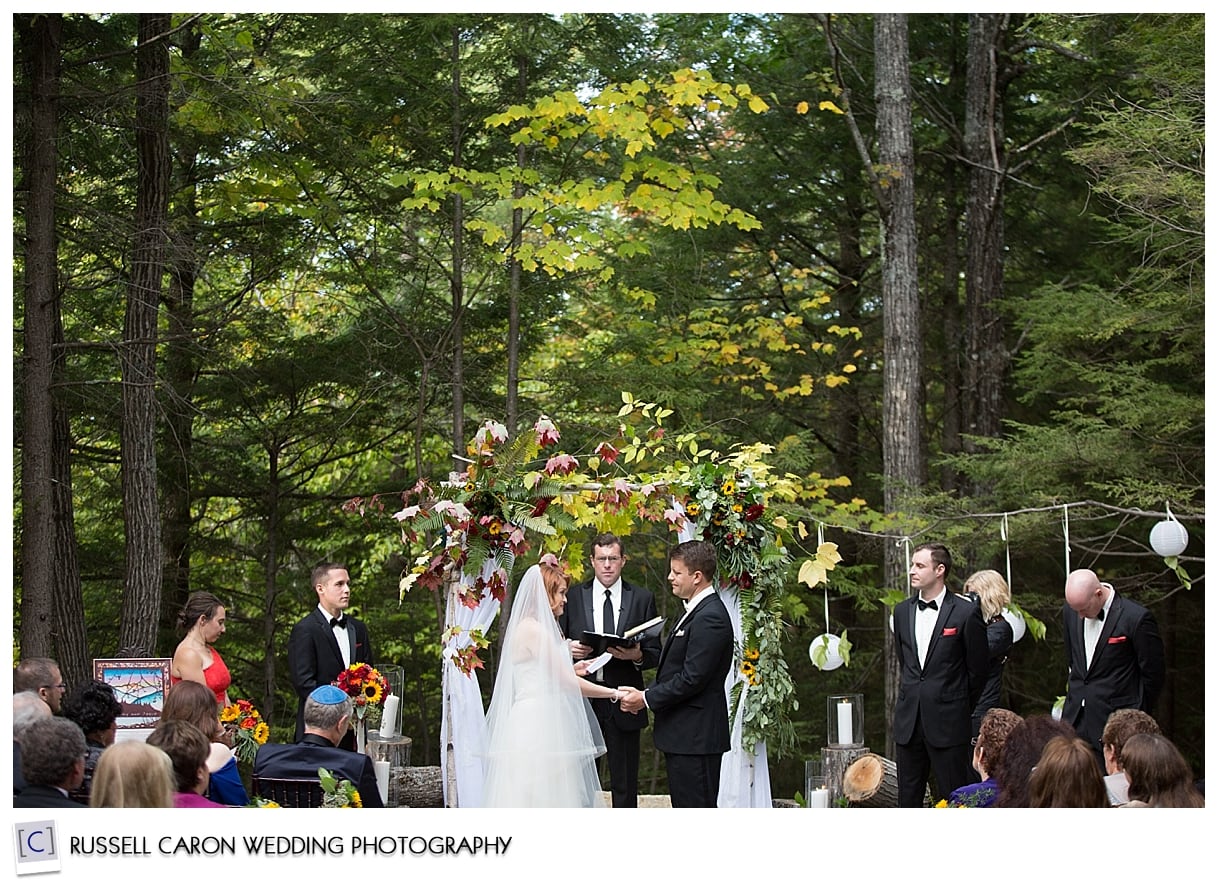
12, 821, 61, 876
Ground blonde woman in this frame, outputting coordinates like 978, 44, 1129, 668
961, 569, 1014, 739
90, 741, 175, 808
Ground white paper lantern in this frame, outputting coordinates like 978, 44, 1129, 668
809, 633, 844, 671
1149, 515, 1188, 558
1001, 608, 1026, 643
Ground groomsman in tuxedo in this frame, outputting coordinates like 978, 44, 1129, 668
620, 540, 733, 808
1061, 568, 1165, 766
287, 561, 374, 749
892, 542, 988, 807
560, 533, 661, 807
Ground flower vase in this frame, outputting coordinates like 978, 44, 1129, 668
356, 718, 367, 754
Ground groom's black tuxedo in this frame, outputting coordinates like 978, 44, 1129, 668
559, 578, 661, 807
646, 589, 733, 807
892, 590, 987, 805
287, 607, 374, 746
1061, 591, 1164, 759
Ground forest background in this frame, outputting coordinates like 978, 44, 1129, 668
10, 12, 1204, 799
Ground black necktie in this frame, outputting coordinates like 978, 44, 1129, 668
917, 599, 938, 612
603, 589, 615, 635
330, 616, 347, 629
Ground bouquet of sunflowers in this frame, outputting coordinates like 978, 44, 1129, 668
334, 663, 391, 730
220, 698, 270, 765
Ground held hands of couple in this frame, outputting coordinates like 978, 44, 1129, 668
616, 685, 645, 714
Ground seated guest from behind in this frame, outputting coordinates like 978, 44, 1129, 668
159, 680, 247, 805
1120, 733, 1204, 808
1100, 708, 1160, 805
992, 714, 1077, 808
253, 684, 383, 808
147, 720, 227, 808
14, 717, 88, 808
61, 679, 123, 805
947, 707, 1022, 807
1028, 735, 1110, 808
90, 740, 176, 808
13, 691, 52, 795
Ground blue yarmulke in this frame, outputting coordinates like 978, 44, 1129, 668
310, 684, 348, 705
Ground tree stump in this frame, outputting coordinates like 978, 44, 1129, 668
399, 765, 444, 808
842, 752, 900, 808
823, 745, 870, 805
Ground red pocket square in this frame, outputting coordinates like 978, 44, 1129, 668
1107, 635, 1127, 644
942, 627, 958, 636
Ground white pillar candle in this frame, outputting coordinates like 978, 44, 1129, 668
374, 760, 390, 804
379, 694, 400, 738
836, 700, 853, 745
810, 788, 829, 808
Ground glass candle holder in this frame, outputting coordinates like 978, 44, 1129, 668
827, 693, 864, 747
805, 759, 829, 808
377, 664, 405, 738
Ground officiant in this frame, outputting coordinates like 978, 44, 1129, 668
560, 533, 661, 807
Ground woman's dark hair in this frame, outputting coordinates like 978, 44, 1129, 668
147, 719, 210, 793
992, 714, 1077, 808
60, 679, 122, 738
176, 591, 225, 634
160, 679, 221, 740
1123, 733, 1204, 807
1028, 735, 1109, 808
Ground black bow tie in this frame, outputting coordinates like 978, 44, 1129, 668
1094, 608, 1105, 622
330, 616, 347, 629
917, 599, 938, 612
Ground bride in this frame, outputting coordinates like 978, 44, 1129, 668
483, 559, 624, 807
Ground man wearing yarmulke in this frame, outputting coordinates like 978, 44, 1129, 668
253, 685, 384, 807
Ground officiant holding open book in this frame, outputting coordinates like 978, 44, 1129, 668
559, 533, 662, 807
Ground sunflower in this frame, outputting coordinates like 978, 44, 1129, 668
744, 647, 760, 661
362, 680, 384, 704
219, 704, 240, 723
721, 479, 736, 495
350, 790, 363, 808
740, 661, 756, 678
686, 502, 701, 517
253, 722, 270, 745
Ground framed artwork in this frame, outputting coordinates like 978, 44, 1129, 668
93, 658, 172, 730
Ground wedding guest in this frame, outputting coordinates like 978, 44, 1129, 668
60, 679, 123, 805
960, 569, 1015, 739
14, 717, 88, 808
1028, 735, 1110, 808
159, 679, 247, 805
170, 591, 232, 705
13, 690, 51, 795
1101, 708, 1161, 804
13, 656, 67, 713
90, 740, 175, 808
253, 684, 384, 807
992, 714, 1076, 808
947, 708, 1022, 807
147, 720, 227, 808
1120, 733, 1204, 808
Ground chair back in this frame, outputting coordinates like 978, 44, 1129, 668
251, 775, 325, 808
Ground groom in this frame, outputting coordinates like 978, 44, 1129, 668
620, 540, 733, 807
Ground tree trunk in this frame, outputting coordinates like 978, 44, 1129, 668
119, 13, 171, 656
874, 13, 925, 756
962, 13, 1008, 464
449, 27, 465, 457
17, 13, 63, 661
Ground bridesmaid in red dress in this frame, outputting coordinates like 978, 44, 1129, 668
170, 591, 231, 706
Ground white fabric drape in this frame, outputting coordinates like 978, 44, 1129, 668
440, 558, 501, 808
716, 581, 773, 808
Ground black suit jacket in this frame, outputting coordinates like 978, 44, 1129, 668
15, 784, 86, 808
558, 578, 661, 731
647, 590, 734, 756
253, 734, 384, 808
287, 608, 373, 742
1061, 592, 1165, 752
893, 591, 988, 749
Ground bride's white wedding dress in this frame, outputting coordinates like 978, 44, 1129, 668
482, 566, 605, 807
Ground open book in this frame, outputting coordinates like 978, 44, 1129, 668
580, 616, 664, 656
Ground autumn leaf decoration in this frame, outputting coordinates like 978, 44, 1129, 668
798, 541, 842, 588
